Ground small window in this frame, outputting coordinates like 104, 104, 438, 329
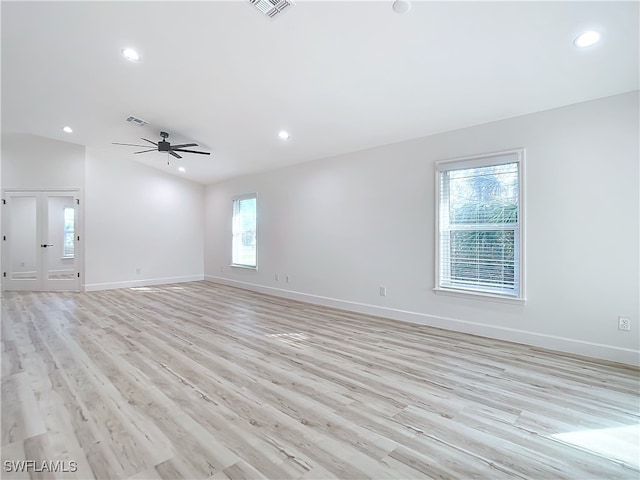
436, 150, 525, 300
63, 206, 75, 258
232, 194, 257, 268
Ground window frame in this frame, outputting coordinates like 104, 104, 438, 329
434, 149, 526, 303
231, 193, 258, 269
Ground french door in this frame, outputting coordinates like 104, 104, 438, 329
2, 190, 81, 291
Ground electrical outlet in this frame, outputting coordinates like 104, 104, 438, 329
275, 273, 279, 281
285, 275, 290, 283
618, 316, 631, 331
220, 266, 224, 272
136, 268, 141, 275
379, 286, 387, 297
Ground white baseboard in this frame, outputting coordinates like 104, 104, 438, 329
204, 275, 640, 367
85, 274, 204, 292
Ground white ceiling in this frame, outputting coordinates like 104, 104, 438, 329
2, 1, 638, 185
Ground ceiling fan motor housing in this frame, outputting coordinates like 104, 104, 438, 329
158, 131, 171, 151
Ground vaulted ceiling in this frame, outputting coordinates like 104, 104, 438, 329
2, 1, 638, 184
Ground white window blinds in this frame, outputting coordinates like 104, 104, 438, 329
436, 151, 524, 298
232, 195, 257, 268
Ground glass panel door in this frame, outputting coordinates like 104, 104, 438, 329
7, 194, 40, 287
43, 194, 78, 290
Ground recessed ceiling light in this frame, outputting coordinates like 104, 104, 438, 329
278, 130, 290, 140
122, 47, 141, 62
574, 31, 601, 48
63, 126, 73, 133
178, 167, 186, 173
392, 0, 411, 14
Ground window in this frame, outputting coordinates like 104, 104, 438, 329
232, 194, 257, 268
63, 206, 75, 258
436, 150, 524, 300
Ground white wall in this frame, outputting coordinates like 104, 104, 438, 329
205, 91, 640, 365
1, 133, 85, 189
84, 148, 204, 290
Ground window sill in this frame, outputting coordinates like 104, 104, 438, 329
433, 287, 525, 305
230, 264, 258, 271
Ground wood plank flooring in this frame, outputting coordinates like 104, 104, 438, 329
1, 281, 639, 479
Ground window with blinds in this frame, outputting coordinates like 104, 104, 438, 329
232, 194, 257, 268
436, 150, 524, 299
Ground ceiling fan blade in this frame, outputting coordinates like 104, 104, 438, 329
112, 142, 149, 147
133, 149, 157, 154
169, 143, 198, 149
172, 149, 211, 155
169, 151, 182, 159
141, 138, 158, 146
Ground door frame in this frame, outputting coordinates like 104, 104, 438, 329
2, 188, 83, 292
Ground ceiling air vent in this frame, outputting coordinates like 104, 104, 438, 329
249, 0, 293, 20
126, 115, 149, 127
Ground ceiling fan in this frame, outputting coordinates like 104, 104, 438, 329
113, 131, 210, 159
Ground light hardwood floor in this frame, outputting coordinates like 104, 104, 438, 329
1, 281, 639, 479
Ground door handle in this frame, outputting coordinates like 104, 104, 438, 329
40, 244, 54, 248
